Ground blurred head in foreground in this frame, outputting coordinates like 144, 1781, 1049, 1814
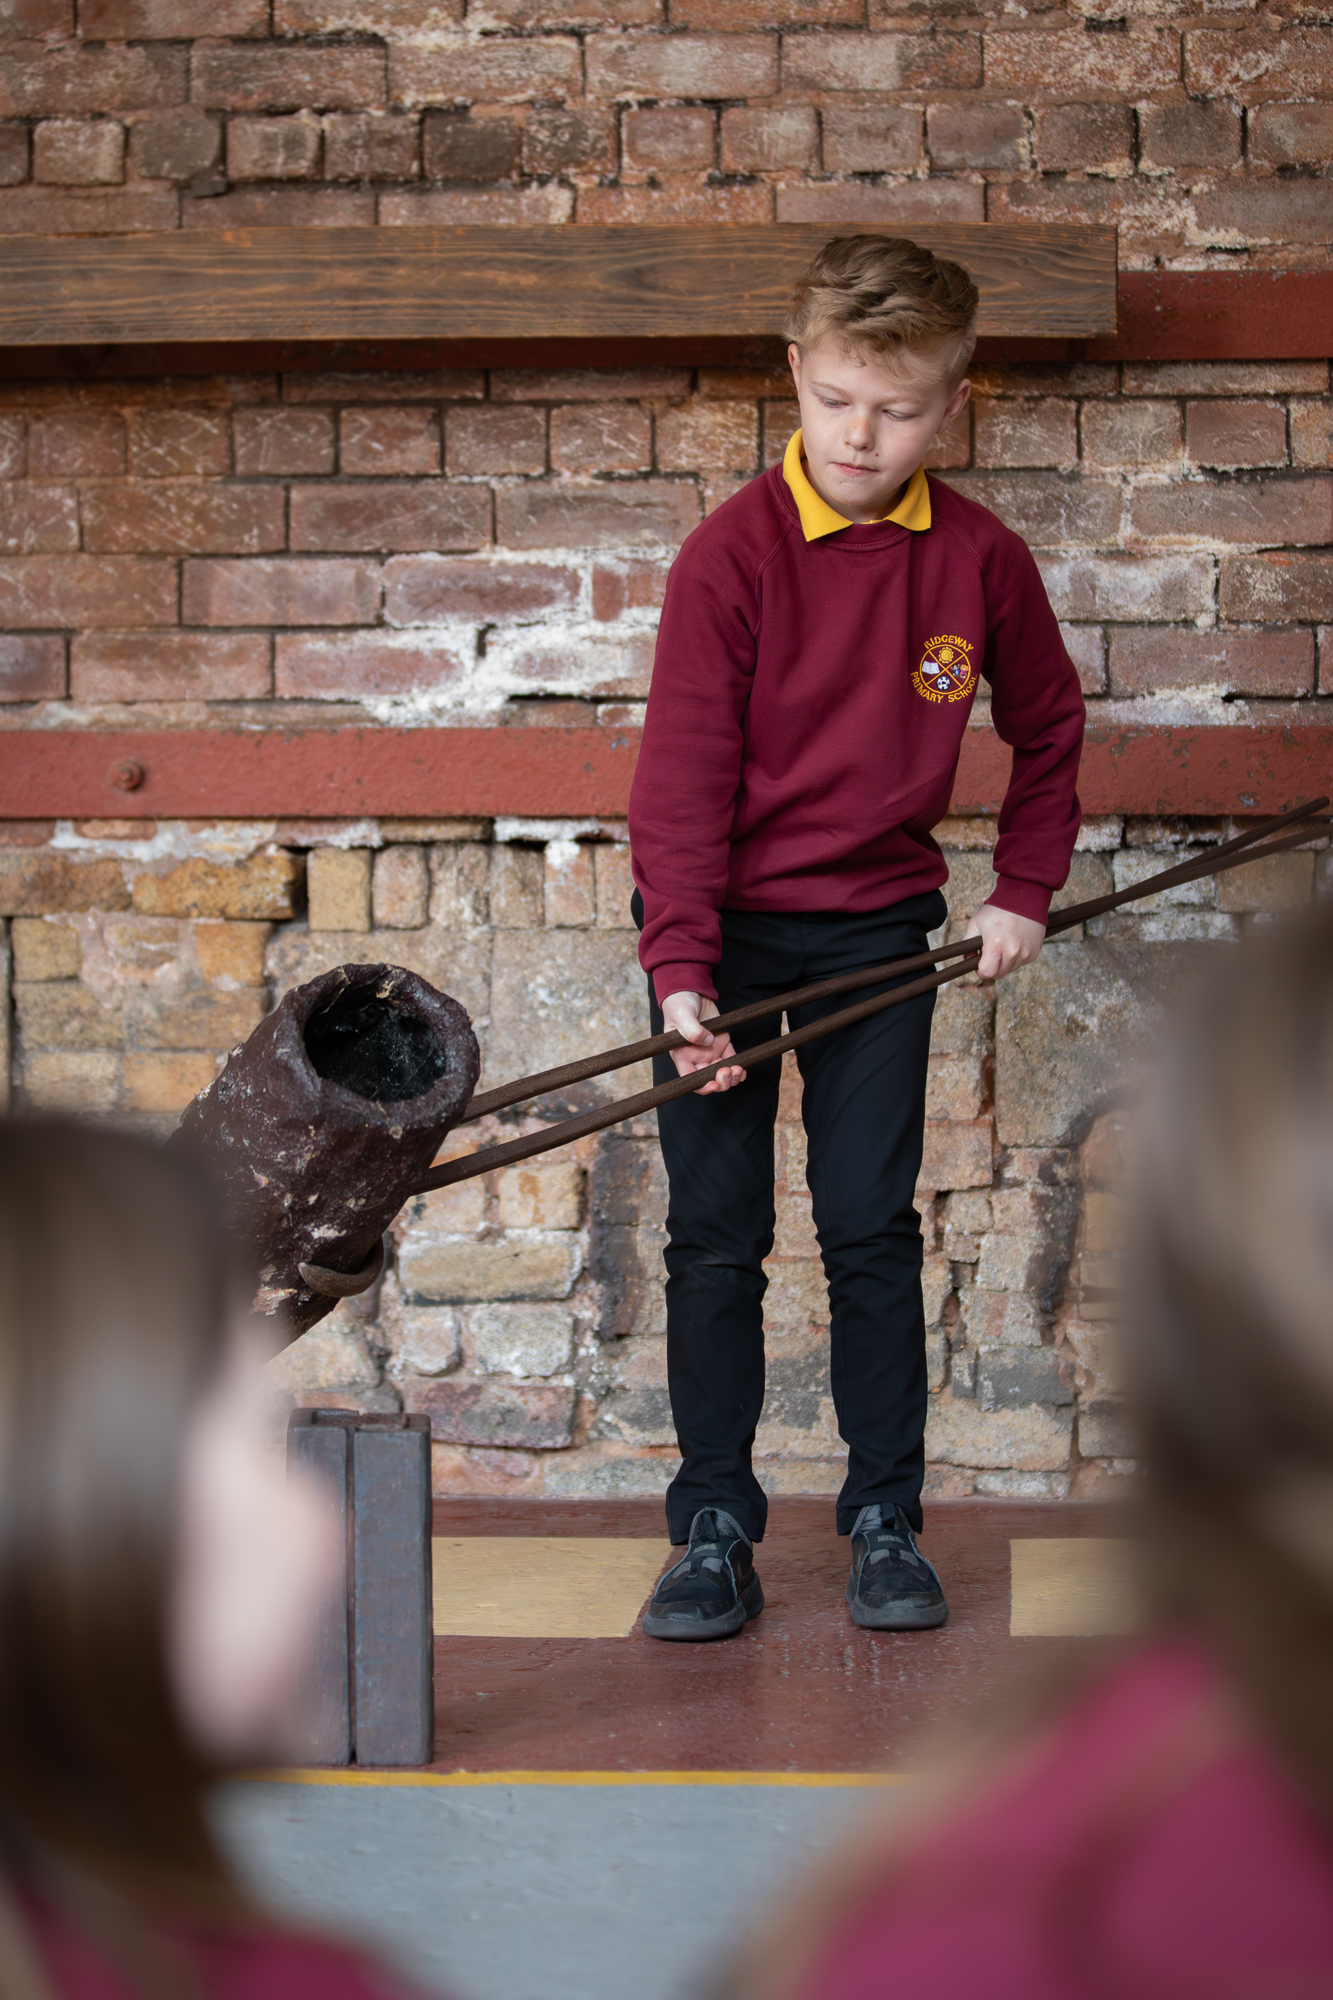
0, 1119, 392, 1997
727, 905, 1333, 2000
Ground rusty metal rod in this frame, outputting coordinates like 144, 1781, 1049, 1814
453, 794, 1330, 1127
413, 949, 982, 1194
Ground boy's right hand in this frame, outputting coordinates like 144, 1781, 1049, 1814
662, 992, 746, 1094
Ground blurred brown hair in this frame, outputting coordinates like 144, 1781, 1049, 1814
0, 1119, 250, 1988
783, 234, 979, 384
1131, 903, 1333, 1812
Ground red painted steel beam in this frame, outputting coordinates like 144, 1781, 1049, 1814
3, 725, 1330, 821
1094, 270, 1333, 363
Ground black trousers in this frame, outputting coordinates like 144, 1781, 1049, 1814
635, 889, 947, 1545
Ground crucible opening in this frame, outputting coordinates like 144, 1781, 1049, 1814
304, 984, 447, 1103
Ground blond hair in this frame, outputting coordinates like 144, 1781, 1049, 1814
783, 234, 979, 384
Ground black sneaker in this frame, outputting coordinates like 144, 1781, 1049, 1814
846, 1503, 948, 1630
642, 1508, 764, 1642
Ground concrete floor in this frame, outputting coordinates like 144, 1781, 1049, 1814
216, 1778, 889, 2000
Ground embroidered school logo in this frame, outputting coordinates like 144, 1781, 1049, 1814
912, 634, 976, 705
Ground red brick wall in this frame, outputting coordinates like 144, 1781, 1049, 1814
0, 3, 1329, 256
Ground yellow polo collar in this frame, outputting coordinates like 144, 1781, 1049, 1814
782, 429, 931, 540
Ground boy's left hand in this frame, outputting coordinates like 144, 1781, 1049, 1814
964, 904, 1046, 980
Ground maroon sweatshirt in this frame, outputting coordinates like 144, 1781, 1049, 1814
629, 462, 1085, 1004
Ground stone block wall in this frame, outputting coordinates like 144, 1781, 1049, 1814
0, 0, 1328, 262
3, 807, 1328, 1503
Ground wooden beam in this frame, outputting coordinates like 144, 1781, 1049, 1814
0, 223, 1115, 347
3, 724, 1329, 822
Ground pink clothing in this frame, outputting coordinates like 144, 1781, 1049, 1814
797, 1638, 1333, 1999
24, 1900, 431, 2000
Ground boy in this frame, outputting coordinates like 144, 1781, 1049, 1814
628, 235, 1085, 1641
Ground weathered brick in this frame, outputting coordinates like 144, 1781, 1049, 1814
521, 107, 614, 176
579, 181, 771, 224
1249, 103, 1333, 168
0, 631, 63, 701
1108, 626, 1313, 700
275, 0, 460, 26
11, 916, 79, 981
0, 0, 67, 40
0, 184, 178, 232
82, 0, 264, 29
128, 110, 221, 184
927, 103, 1026, 171
0, 417, 21, 479
447, 404, 546, 477
227, 113, 320, 182
289, 482, 489, 555
0, 124, 26, 185
490, 367, 689, 404
339, 404, 440, 476
0, 852, 128, 916
15, 979, 123, 1051
380, 184, 572, 225
284, 369, 484, 405
384, 555, 578, 624
782, 29, 979, 92
1080, 400, 1181, 469
193, 919, 270, 986
1139, 100, 1241, 170
677, 0, 857, 20
0, 44, 185, 116
496, 482, 698, 550
390, 1308, 460, 1379
0, 556, 176, 629
656, 400, 757, 475
594, 844, 635, 928
820, 104, 921, 172
1184, 27, 1333, 103
28, 410, 123, 477
1220, 553, 1333, 624
1292, 402, 1333, 471
371, 843, 429, 929
591, 559, 667, 622
943, 472, 1119, 549
589, 31, 777, 97
1130, 478, 1333, 549
543, 838, 594, 926
1194, 180, 1332, 248
132, 853, 300, 920
122, 1051, 220, 1113
127, 409, 231, 479
984, 25, 1179, 95
1216, 849, 1314, 914
622, 105, 715, 171
1033, 103, 1132, 173
22, 1052, 119, 1111
181, 186, 374, 229
422, 109, 517, 181
1036, 553, 1213, 622
390, 39, 581, 106
323, 111, 420, 182
1186, 399, 1288, 470
400, 1235, 581, 1304
306, 846, 371, 931
1123, 362, 1327, 399
550, 402, 651, 475
82, 482, 284, 556
135, 987, 266, 1051
71, 631, 272, 702
190, 44, 385, 113
233, 406, 334, 475
496, 1162, 583, 1231
973, 398, 1076, 470
276, 630, 469, 699
408, 1377, 576, 1448
920, 1118, 993, 1192
720, 102, 816, 172
0, 484, 78, 555
32, 117, 124, 184
927, 1397, 1071, 1472
182, 556, 380, 626
468, 1301, 574, 1378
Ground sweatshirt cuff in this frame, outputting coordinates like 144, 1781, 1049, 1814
653, 963, 718, 1007
986, 877, 1053, 927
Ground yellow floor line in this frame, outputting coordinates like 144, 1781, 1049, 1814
249, 1768, 914, 1789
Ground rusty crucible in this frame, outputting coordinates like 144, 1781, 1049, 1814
174, 963, 479, 1340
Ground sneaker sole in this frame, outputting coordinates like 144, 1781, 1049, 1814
642, 1574, 764, 1642
846, 1579, 948, 1631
